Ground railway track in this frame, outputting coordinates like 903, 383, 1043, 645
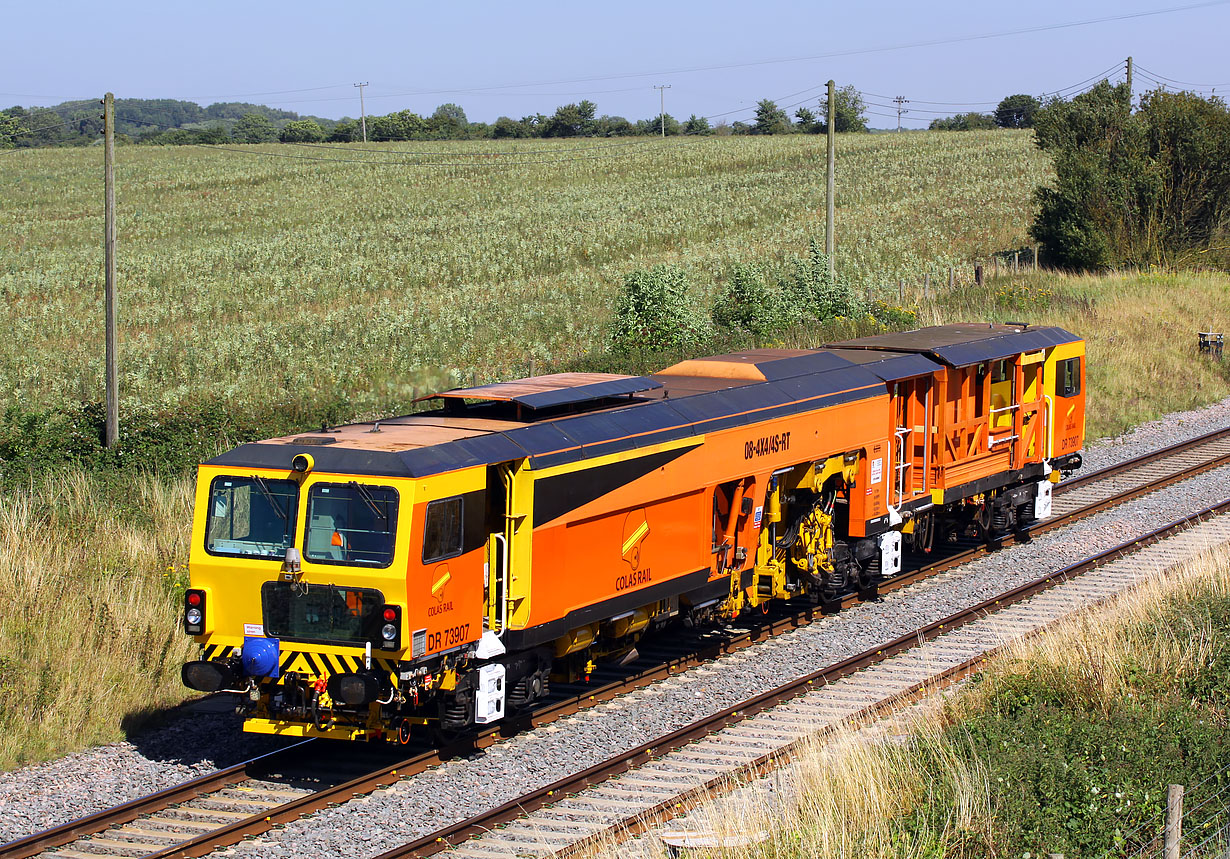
5, 426, 1230, 859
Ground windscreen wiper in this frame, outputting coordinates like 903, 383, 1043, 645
251, 475, 288, 522
350, 481, 387, 523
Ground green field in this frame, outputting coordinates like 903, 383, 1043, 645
0, 132, 1047, 418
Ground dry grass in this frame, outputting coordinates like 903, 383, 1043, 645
0, 471, 196, 768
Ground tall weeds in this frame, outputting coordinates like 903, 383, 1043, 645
0, 471, 195, 768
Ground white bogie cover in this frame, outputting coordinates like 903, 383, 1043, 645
1035, 479, 1053, 519
473, 663, 506, 724
879, 531, 903, 577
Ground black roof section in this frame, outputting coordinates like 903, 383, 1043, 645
833, 324, 1077, 367
822, 349, 943, 382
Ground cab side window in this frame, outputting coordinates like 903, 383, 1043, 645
423, 497, 463, 561
1056, 357, 1081, 398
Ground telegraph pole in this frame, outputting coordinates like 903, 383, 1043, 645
825, 80, 836, 280
102, 92, 118, 448
1126, 56, 1134, 105
654, 84, 671, 137
354, 81, 369, 142
894, 95, 910, 132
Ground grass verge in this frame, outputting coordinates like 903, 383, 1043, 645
0, 471, 195, 769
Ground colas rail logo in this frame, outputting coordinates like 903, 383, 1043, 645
617, 508, 652, 591
428, 564, 454, 616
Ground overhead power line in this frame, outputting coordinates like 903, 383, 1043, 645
1131, 61, 1230, 87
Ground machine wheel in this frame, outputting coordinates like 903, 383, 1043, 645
1017, 499, 1036, 530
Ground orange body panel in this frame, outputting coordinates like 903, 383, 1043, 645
519, 397, 890, 627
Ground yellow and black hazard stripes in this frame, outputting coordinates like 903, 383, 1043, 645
278, 649, 389, 678
201, 642, 397, 684
202, 643, 236, 661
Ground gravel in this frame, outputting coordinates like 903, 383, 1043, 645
4, 393, 1230, 855
0, 704, 290, 843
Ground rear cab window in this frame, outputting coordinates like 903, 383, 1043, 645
206, 476, 298, 559
304, 482, 398, 567
1056, 357, 1082, 398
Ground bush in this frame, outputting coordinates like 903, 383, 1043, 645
1031, 82, 1230, 268
609, 265, 708, 354
712, 263, 778, 338
781, 238, 859, 323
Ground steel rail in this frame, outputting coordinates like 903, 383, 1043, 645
374, 496, 1230, 859
6, 428, 1230, 859
1054, 424, 1230, 494
0, 741, 313, 859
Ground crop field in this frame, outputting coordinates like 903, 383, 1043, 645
0, 131, 1047, 418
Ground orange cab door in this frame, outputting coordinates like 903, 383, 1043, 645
1050, 350, 1086, 457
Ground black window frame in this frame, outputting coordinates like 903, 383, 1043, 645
1056, 356, 1082, 398
303, 481, 400, 569
422, 496, 464, 563
260, 581, 386, 647
203, 475, 299, 561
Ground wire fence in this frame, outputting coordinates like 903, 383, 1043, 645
1071, 765, 1230, 859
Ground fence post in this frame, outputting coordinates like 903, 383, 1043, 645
1033, 244, 1039, 272
923, 272, 931, 299
898, 279, 904, 302
994, 256, 999, 279
1165, 783, 1183, 859
948, 266, 955, 289
1013, 251, 1020, 273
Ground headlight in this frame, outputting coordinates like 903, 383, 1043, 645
186, 608, 203, 625
381, 623, 397, 641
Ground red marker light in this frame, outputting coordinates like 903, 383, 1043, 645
383, 608, 396, 621
187, 592, 202, 606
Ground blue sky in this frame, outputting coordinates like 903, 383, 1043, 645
3, 1, 1229, 127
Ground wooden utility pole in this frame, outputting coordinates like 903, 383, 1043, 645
354, 81, 369, 143
1126, 56, 1134, 102
103, 92, 118, 449
825, 79, 836, 280
654, 84, 671, 137
1164, 784, 1183, 859
893, 95, 909, 132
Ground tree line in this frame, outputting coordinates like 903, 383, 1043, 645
2, 87, 1064, 149
1031, 81, 1230, 268
2, 88, 880, 149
